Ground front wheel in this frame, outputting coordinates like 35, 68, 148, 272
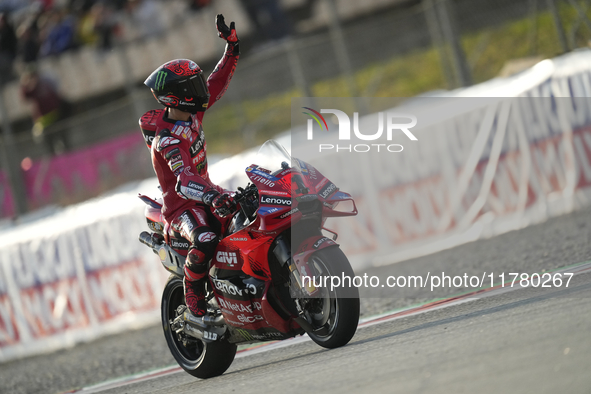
300, 247, 360, 349
161, 275, 236, 379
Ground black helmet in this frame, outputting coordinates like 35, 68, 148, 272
144, 59, 210, 113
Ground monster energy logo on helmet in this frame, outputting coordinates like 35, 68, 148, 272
155, 71, 167, 91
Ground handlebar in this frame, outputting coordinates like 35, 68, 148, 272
233, 183, 259, 221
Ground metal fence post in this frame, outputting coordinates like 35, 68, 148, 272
567, 0, 591, 31
424, 0, 456, 89
528, 0, 539, 56
547, 0, 570, 52
324, 0, 369, 114
436, 0, 473, 87
284, 38, 313, 98
0, 85, 28, 217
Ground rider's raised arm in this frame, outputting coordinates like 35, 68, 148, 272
203, 14, 240, 112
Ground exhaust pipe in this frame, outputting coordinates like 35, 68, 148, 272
139, 231, 160, 250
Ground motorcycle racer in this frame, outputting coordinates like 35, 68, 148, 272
139, 14, 239, 317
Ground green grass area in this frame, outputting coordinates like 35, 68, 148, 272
204, 4, 591, 155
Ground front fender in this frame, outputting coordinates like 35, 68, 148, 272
294, 235, 338, 258
292, 236, 338, 295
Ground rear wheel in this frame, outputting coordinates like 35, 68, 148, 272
161, 275, 237, 379
299, 247, 360, 349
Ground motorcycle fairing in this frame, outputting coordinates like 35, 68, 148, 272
215, 228, 274, 280
225, 326, 295, 344
211, 233, 294, 336
139, 194, 165, 234
211, 278, 298, 340
246, 165, 293, 232
156, 243, 185, 277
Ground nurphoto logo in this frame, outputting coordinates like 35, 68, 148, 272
302, 107, 418, 153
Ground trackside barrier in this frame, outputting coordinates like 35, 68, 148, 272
0, 179, 167, 362
1, 50, 591, 362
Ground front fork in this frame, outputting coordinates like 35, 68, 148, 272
272, 234, 337, 307
272, 234, 337, 334
273, 236, 315, 302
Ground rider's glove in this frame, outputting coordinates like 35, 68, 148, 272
216, 14, 238, 43
216, 14, 240, 55
203, 190, 235, 217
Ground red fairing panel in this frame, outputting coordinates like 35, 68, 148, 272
246, 165, 294, 232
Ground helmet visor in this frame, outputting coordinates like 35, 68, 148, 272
186, 73, 209, 100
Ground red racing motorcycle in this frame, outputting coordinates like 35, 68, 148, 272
138, 140, 359, 378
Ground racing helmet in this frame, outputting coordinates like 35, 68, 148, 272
144, 59, 210, 113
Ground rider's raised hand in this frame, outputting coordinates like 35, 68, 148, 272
216, 14, 238, 43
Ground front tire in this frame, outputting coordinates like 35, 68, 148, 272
300, 247, 360, 349
161, 275, 236, 379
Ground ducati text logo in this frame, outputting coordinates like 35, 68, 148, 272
216, 251, 238, 267
237, 314, 265, 323
303, 107, 417, 153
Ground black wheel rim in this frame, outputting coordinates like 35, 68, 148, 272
165, 279, 205, 365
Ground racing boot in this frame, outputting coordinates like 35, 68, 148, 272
183, 248, 209, 316
184, 275, 207, 316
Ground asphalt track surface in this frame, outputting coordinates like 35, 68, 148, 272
2, 206, 591, 394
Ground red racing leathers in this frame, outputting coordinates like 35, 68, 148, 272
139, 44, 238, 225
139, 44, 238, 306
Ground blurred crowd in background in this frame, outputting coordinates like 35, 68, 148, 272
0, 0, 290, 84
0, 0, 294, 155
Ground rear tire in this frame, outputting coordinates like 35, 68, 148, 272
300, 247, 360, 349
161, 275, 237, 379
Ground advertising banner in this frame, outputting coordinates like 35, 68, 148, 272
0, 186, 167, 362
291, 96, 591, 268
